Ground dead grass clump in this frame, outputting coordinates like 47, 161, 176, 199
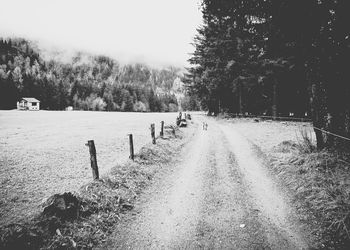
163, 125, 183, 139
296, 128, 317, 153
0, 173, 139, 249
0, 224, 41, 250
271, 148, 350, 249
273, 140, 299, 153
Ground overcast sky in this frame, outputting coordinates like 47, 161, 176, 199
0, 0, 202, 67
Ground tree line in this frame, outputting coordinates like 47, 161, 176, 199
0, 38, 198, 112
185, 0, 350, 149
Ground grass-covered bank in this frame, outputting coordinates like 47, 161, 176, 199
0, 123, 196, 249
270, 143, 350, 249
222, 118, 350, 249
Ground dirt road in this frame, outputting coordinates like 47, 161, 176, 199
100, 115, 312, 249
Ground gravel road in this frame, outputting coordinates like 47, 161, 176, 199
100, 115, 312, 249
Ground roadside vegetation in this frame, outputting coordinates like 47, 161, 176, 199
222, 118, 349, 249
185, 0, 350, 150
0, 125, 195, 249
270, 126, 349, 249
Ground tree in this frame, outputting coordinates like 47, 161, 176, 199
0, 37, 186, 114
187, 0, 350, 149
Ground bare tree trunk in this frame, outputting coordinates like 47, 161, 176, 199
310, 83, 325, 149
272, 80, 278, 120
238, 82, 243, 115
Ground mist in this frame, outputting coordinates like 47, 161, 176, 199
0, 0, 202, 67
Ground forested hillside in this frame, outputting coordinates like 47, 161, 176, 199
0, 38, 198, 112
185, 0, 350, 149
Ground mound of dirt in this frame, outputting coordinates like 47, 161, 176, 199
42, 192, 80, 221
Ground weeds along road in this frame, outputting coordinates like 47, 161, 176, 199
100, 115, 312, 249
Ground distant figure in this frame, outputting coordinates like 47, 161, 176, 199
176, 116, 181, 126
203, 122, 208, 130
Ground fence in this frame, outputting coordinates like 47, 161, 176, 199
85, 114, 182, 180
234, 113, 350, 144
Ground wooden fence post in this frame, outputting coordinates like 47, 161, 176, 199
160, 121, 164, 137
86, 140, 99, 180
151, 123, 156, 144
128, 134, 134, 160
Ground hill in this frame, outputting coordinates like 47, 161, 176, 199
0, 38, 198, 111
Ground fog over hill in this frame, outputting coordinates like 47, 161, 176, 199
0, 37, 199, 111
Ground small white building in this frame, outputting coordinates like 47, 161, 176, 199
17, 97, 40, 111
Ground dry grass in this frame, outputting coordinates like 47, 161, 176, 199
0, 124, 194, 250
0, 111, 178, 225
271, 143, 350, 249
295, 127, 317, 153
226, 118, 349, 249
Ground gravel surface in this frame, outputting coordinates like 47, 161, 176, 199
0, 110, 178, 225
100, 115, 312, 249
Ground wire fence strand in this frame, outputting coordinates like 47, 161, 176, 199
233, 114, 350, 142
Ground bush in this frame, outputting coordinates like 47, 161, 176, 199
168, 103, 178, 112
91, 97, 106, 111
133, 101, 147, 112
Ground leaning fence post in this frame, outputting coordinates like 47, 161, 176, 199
150, 123, 156, 144
86, 140, 99, 180
160, 121, 164, 137
128, 134, 134, 160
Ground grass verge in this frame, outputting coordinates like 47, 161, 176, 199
0, 124, 194, 250
271, 139, 350, 249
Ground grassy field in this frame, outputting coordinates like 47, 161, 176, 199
0, 110, 178, 225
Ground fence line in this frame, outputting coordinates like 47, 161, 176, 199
236, 114, 350, 142
85, 117, 180, 180
231, 113, 312, 122
312, 126, 350, 142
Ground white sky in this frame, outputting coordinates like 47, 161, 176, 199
0, 0, 202, 67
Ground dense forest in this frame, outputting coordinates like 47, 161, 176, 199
185, 0, 350, 149
0, 38, 199, 112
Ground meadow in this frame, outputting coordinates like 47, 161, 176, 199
0, 110, 177, 224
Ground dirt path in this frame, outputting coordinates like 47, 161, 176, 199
100, 116, 311, 249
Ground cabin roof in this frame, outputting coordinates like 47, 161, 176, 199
22, 97, 40, 103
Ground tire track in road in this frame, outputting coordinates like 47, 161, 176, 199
219, 123, 309, 249
194, 122, 272, 249
101, 122, 211, 249
100, 116, 310, 249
